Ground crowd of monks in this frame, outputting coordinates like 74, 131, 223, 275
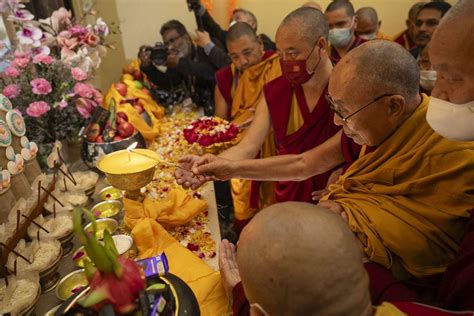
172, 0, 474, 315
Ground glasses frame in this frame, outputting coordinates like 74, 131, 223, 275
327, 93, 396, 122
163, 34, 184, 47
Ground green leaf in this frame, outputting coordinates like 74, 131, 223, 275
84, 260, 97, 282
78, 287, 109, 307
103, 230, 118, 256
103, 246, 123, 278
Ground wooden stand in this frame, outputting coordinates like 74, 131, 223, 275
10, 172, 32, 200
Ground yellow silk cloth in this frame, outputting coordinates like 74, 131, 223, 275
227, 54, 281, 220
374, 303, 407, 316
102, 59, 165, 143
322, 94, 474, 278
123, 190, 230, 315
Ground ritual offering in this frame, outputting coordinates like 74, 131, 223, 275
56, 269, 89, 301
73, 234, 133, 268
71, 207, 146, 313
6, 238, 62, 274
0, 273, 41, 315
44, 191, 89, 214
84, 218, 118, 240
91, 200, 123, 220
57, 168, 99, 197
27, 214, 73, 240
183, 116, 239, 152
98, 185, 123, 201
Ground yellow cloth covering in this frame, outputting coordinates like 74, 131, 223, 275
103, 59, 165, 143
123, 189, 230, 315
374, 302, 407, 316
377, 31, 392, 41
227, 53, 281, 221
323, 94, 474, 278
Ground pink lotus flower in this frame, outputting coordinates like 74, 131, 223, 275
12, 57, 29, 69
4, 67, 19, 78
26, 101, 50, 117
30, 78, 52, 95
32, 54, 53, 64
3, 84, 20, 99
71, 67, 88, 81
16, 24, 42, 47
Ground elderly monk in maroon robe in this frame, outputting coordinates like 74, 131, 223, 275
177, 7, 340, 211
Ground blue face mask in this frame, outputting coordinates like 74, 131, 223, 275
329, 19, 354, 48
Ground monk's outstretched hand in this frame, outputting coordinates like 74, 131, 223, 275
194, 154, 234, 181
175, 155, 210, 190
219, 239, 241, 301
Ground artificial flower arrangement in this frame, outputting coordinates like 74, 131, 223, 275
0, 1, 110, 147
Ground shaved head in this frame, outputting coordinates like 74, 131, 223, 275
325, 0, 355, 17
280, 6, 329, 43
356, 7, 378, 25
301, 1, 321, 10
430, 0, 474, 103
226, 22, 259, 45
237, 202, 370, 316
335, 40, 419, 101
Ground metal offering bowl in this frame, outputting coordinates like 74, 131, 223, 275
72, 246, 91, 268
98, 186, 123, 201
84, 218, 118, 240
55, 269, 89, 301
91, 200, 123, 220
39, 247, 63, 293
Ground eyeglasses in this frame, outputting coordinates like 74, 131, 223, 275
164, 34, 184, 47
326, 93, 396, 122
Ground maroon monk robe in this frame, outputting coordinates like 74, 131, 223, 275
330, 35, 367, 64
264, 77, 340, 203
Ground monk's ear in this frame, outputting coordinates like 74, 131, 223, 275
387, 95, 405, 118
319, 37, 329, 54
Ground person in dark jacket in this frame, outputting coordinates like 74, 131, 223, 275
139, 20, 217, 115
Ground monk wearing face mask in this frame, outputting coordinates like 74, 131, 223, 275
325, 0, 366, 64
177, 7, 341, 229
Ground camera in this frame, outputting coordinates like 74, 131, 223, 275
148, 42, 169, 66
186, 0, 200, 12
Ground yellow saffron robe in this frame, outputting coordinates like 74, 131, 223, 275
224, 53, 281, 221
323, 95, 474, 277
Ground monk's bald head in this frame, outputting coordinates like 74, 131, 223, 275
332, 40, 419, 102
279, 7, 329, 44
301, 1, 321, 11
237, 202, 370, 316
430, 0, 474, 103
226, 22, 259, 46
356, 7, 380, 36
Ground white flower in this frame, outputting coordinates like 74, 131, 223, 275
9, 8, 34, 22
16, 24, 42, 47
94, 17, 109, 37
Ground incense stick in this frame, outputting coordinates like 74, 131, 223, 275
0, 242, 32, 264
0, 247, 7, 287
40, 186, 65, 207
16, 210, 20, 232
57, 148, 77, 185
129, 149, 192, 172
22, 214, 50, 233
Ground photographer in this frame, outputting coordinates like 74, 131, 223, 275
139, 20, 218, 115
188, 0, 275, 69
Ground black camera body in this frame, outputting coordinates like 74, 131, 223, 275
148, 42, 169, 66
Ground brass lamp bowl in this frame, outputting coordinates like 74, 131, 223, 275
97, 148, 160, 201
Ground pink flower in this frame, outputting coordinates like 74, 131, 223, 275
70, 25, 88, 38
4, 67, 19, 78
84, 33, 100, 46
50, 7, 71, 31
74, 82, 97, 99
58, 99, 68, 108
26, 101, 50, 117
71, 67, 87, 81
16, 24, 42, 47
75, 98, 96, 118
2, 84, 20, 98
12, 57, 29, 69
10, 9, 34, 22
57, 31, 79, 51
13, 51, 29, 59
30, 78, 52, 95
32, 54, 53, 64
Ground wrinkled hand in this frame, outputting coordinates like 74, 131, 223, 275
311, 167, 343, 201
194, 154, 234, 181
318, 200, 348, 222
195, 30, 211, 48
219, 239, 241, 300
138, 45, 152, 67
175, 155, 210, 190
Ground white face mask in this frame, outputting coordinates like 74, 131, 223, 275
359, 32, 377, 41
426, 97, 474, 141
329, 18, 354, 48
419, 70, 437, 92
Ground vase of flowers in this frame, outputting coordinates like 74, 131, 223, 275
0, 1, 110, 168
